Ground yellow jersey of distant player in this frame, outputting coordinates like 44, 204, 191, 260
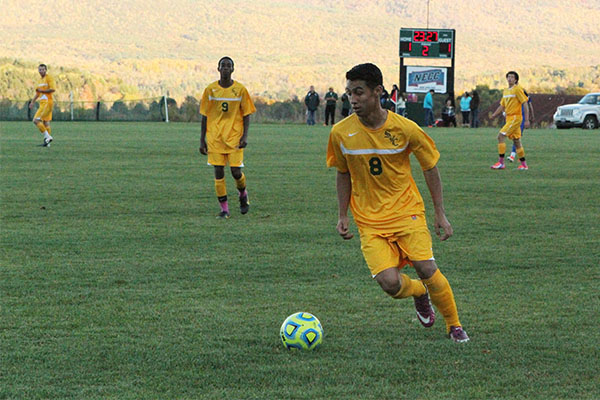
37, 74, 56, 103
327, 112, 440, 232
200, 80, 256, 154
501, 84, 528, 116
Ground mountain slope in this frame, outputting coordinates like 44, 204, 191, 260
1, 0, 599, 100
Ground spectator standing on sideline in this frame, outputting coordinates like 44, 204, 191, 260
341, 92, 351, 118
397, 92, 407, 116
459, 92, 471, 127
324, 87, 338, 126
380, 86, 390, 108
304, 85, 320, 125
423, 89, 435, 127
470, 91, 480, 128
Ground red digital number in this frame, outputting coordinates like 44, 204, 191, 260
414, 31, 425, 42
448, 43, 451, 54
422, 45, 429, 56
426, 31, 435, 41
409, 42, 412, 51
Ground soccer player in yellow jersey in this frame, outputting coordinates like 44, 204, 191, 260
29, 64, 55, 147
199, 57, 256, 218
490, 71, 530, 170
327, 63, 469, 343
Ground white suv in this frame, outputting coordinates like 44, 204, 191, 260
553, 93, 600, 129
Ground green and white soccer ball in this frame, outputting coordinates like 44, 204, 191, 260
280, 312, 323, 350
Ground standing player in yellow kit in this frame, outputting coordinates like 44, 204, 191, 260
199, 57, 256, 218
29, 64, 55, 147
490, 71, 530, 170
327, 63, 469, 342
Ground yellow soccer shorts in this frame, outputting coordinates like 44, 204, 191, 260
34, 101, 53, 122
359, 215, 434, 277
500, 115, 523, 140
207, 149, 244, 167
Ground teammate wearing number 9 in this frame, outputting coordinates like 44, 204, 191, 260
326, 63, 469, 343
200, 57, 256, 218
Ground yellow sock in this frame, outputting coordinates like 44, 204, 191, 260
516, 147, 525, 159
46, 125, 51, 135
392, 273, 427, 299
214, 178, 227, 198
235, 173, 246, 191
35, 121, 46, 133
422, 269, 461, 332
498, 142, 506, 155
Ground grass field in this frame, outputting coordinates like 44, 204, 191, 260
1, 121, 599, 399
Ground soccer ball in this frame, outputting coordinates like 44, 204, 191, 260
280, 312, 323, 350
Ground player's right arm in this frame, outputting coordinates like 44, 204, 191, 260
336, 171, 354, 240
490, 104, 504, 119
199, 115, 208, 155
327, 129, 352, 240
199, 87, 210, 155
29, 92, 40, 109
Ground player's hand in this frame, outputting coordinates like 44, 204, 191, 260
28, 102, 34, 109
434, 213, 453, 241
238, 137, 248, 149
524, 120, 530, 129
199, 142, 208, 155
336, 216, 354, 240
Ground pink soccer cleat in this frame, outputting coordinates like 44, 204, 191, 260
413, 290, 435, 328
491, 162, 505, 169
448, 326, 470, 343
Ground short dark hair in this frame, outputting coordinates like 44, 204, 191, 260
429, 89, 435, 93
345, 63, 383, 89
38, 63, 47, 69
218, 56, 234, 69
506, 70, 519, 82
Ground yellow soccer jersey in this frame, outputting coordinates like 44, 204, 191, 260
200, 81, 256, 153
500, 84, 528, 116
36, 74, 56, 103
327, 112, 440, 232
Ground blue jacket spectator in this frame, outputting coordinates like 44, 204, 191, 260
423, 89, 435, 127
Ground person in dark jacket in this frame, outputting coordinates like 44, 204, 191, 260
470, 90, 480, 128
341, 92, 351, 118
324, 87, 338, 125
304, 86, 320, 125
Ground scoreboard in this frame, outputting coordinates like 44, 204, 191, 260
399, 28, 455, 59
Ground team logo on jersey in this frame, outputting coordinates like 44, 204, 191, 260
384, 131, 401, 146
232, 88, 238, 96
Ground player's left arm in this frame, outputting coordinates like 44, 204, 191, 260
528, 101, 535, 125
523, 102, 530, 129
423, 165, 453, 241
239, 115, 250, 148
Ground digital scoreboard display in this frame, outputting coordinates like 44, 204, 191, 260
399, 28, 455, 58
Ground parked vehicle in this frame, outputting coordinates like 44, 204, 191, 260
553, 93, 600, 129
